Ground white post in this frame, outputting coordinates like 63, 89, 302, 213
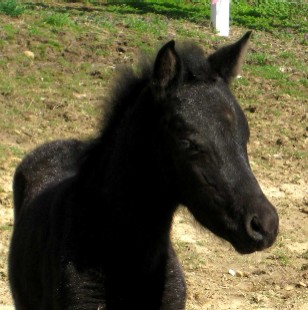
211, 0, 230, 37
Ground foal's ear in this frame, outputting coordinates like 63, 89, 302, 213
152, 40, 181, 92
208, 31, 252, 83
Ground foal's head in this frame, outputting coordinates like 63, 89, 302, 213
151, 33, 279, 254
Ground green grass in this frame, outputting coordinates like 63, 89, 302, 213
28, 25, 43, 36
43, 12, 74, 27
2, 24, 18, 40
0, 80, 14, 97
271, 250, 290, 266
0, 0, 24, 17
231, 0, 308, 34
250, 65, 284, 80
247, 52, 274, 66
279, 50, 295, 59
16, 0, 308, 35
124, 15, 168, 36
0, 224, 13, 232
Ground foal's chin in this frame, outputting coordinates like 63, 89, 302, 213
227, 231, 277, 255
232, 243, 265, 255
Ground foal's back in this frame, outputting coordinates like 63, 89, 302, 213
13, 139, 85, 217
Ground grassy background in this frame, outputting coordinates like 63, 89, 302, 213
1, 0, 308, 34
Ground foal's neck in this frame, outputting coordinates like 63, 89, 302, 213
76, 96, 177, 245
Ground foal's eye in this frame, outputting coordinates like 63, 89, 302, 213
178, 139, 191, 150
178, 139, 200, 153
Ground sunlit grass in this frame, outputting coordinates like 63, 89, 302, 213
0, 0, 24, 17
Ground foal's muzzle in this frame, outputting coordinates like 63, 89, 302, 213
238, 198, 279, 254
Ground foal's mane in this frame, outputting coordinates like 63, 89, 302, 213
100, 42, 208, 136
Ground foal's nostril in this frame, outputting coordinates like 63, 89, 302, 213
247, 216, 264, 241
251, 216, 262, 233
